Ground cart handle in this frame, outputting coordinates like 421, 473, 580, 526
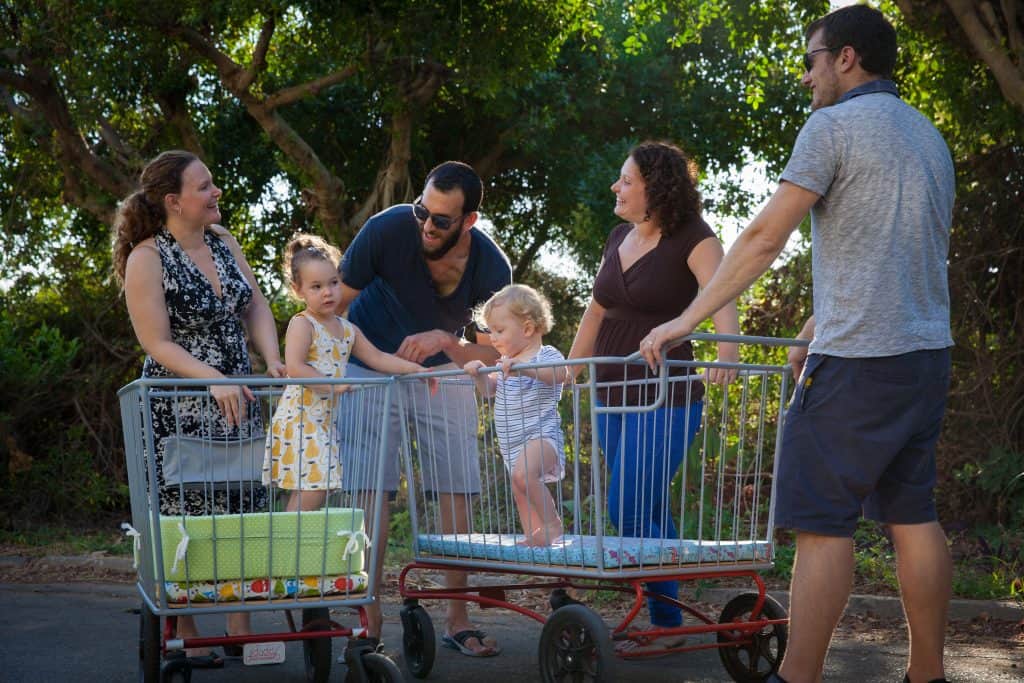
596, 333, 808, 415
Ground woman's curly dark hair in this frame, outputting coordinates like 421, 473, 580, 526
629, 141, 702, 236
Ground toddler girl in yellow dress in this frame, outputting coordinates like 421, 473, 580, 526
263, 234, 428, 511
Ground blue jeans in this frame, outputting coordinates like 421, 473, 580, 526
596, 401, 703, 627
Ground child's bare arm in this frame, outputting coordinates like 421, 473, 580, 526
350, 326, 425, 374
464, 360, 497, 396
509, 364, 567, 385
284, 317, 337, 393
500, 349, 567, 386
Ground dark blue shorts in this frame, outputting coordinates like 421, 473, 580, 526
774, 348, 951, 537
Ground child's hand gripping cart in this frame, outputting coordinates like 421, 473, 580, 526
395, 334, 805, 682
118, 374, 404, 682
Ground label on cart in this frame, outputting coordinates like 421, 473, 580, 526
243, 641, 286, 665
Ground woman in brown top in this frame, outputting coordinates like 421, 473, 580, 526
568, 141, 739, 650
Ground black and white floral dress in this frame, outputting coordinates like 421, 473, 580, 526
142, 228, 267, 516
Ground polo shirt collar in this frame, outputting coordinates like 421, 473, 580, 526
836, 78, 900, 105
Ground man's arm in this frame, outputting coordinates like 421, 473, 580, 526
642, 181, 821, 366
395, 328, 499, 366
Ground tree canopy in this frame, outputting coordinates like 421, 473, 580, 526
0, 1, 1021, 535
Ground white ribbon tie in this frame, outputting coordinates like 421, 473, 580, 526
170, 522, 190, 575
120, 522, 142, 569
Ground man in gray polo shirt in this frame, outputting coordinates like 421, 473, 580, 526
640, 6, 954, 683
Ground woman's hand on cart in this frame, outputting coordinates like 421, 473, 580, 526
209, 383, 254, 427
708, 342, 740, 385
640, 318, 692, 370
265, 360, 287, 379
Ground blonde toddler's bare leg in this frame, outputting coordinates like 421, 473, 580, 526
511, 440, 563, 547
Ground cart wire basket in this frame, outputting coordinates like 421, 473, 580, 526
396, 333, 803, 682
118, 374, 404, 682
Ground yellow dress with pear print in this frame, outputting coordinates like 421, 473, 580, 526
263, 312, 355, 491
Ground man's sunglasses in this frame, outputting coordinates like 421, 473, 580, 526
412, 196, 464, 231
803, 46, 840, 72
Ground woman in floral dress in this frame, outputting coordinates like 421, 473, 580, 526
113, 150, 285, 665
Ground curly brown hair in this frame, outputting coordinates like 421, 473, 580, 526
111, 150, 198, 284
629, 141, 702, 236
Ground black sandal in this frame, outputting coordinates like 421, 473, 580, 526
441, 629, 501, 657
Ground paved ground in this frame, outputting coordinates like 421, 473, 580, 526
0, 577, 1021, 682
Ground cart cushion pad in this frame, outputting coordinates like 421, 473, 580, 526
159, 508, 366, 582
165, 572, 369, 604
415, 533, 771, 568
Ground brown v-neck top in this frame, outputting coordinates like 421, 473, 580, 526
592, 220, 715, 406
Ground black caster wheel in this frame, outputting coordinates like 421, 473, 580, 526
160, 654, 191, 683
400, 601, 436, 679
361, 652, 404, 682
717, 592, 788, 682
301, 607, 333, 683
538, 604, 615, 682
344, 640, 403, 683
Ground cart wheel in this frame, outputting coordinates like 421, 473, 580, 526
717, 592, 788, 682
400, 602, 436, 679
138, 602, 160, 683
538, 604, 615, 682
302, 607, 332, 683
360, 651, 404, 682
160, 655, 192, 683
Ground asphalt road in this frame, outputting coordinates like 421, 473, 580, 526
0, 581, 1020, 682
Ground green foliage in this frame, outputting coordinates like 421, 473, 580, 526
0, 522, 132, 556
953, 448, 1024, 528
0, 274, 136, 527
1, 0, 1021, 558
768, 522, 1024, 601
386, 505, 415, 565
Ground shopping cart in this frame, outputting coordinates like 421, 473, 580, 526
118, 374, 404, 682
396, 334, 802, 682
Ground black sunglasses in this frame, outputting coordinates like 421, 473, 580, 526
803, 46, 840, 72
412, 196, 464, 231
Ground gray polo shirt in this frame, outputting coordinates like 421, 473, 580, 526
780, 80, 955, 357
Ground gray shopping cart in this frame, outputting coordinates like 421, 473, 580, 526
119, 374, 403, 682
396, 334, 801, 682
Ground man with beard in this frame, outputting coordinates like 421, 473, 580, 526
336, 161, 511, 656
639, 5, 954, 683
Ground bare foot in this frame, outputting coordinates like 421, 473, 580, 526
516, 524, 564, 547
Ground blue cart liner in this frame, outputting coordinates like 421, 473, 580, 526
416, 532, 771, 568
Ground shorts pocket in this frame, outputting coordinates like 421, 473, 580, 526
791, 354, 826, 412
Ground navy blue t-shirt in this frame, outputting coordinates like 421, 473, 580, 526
341, 204, 512, 367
